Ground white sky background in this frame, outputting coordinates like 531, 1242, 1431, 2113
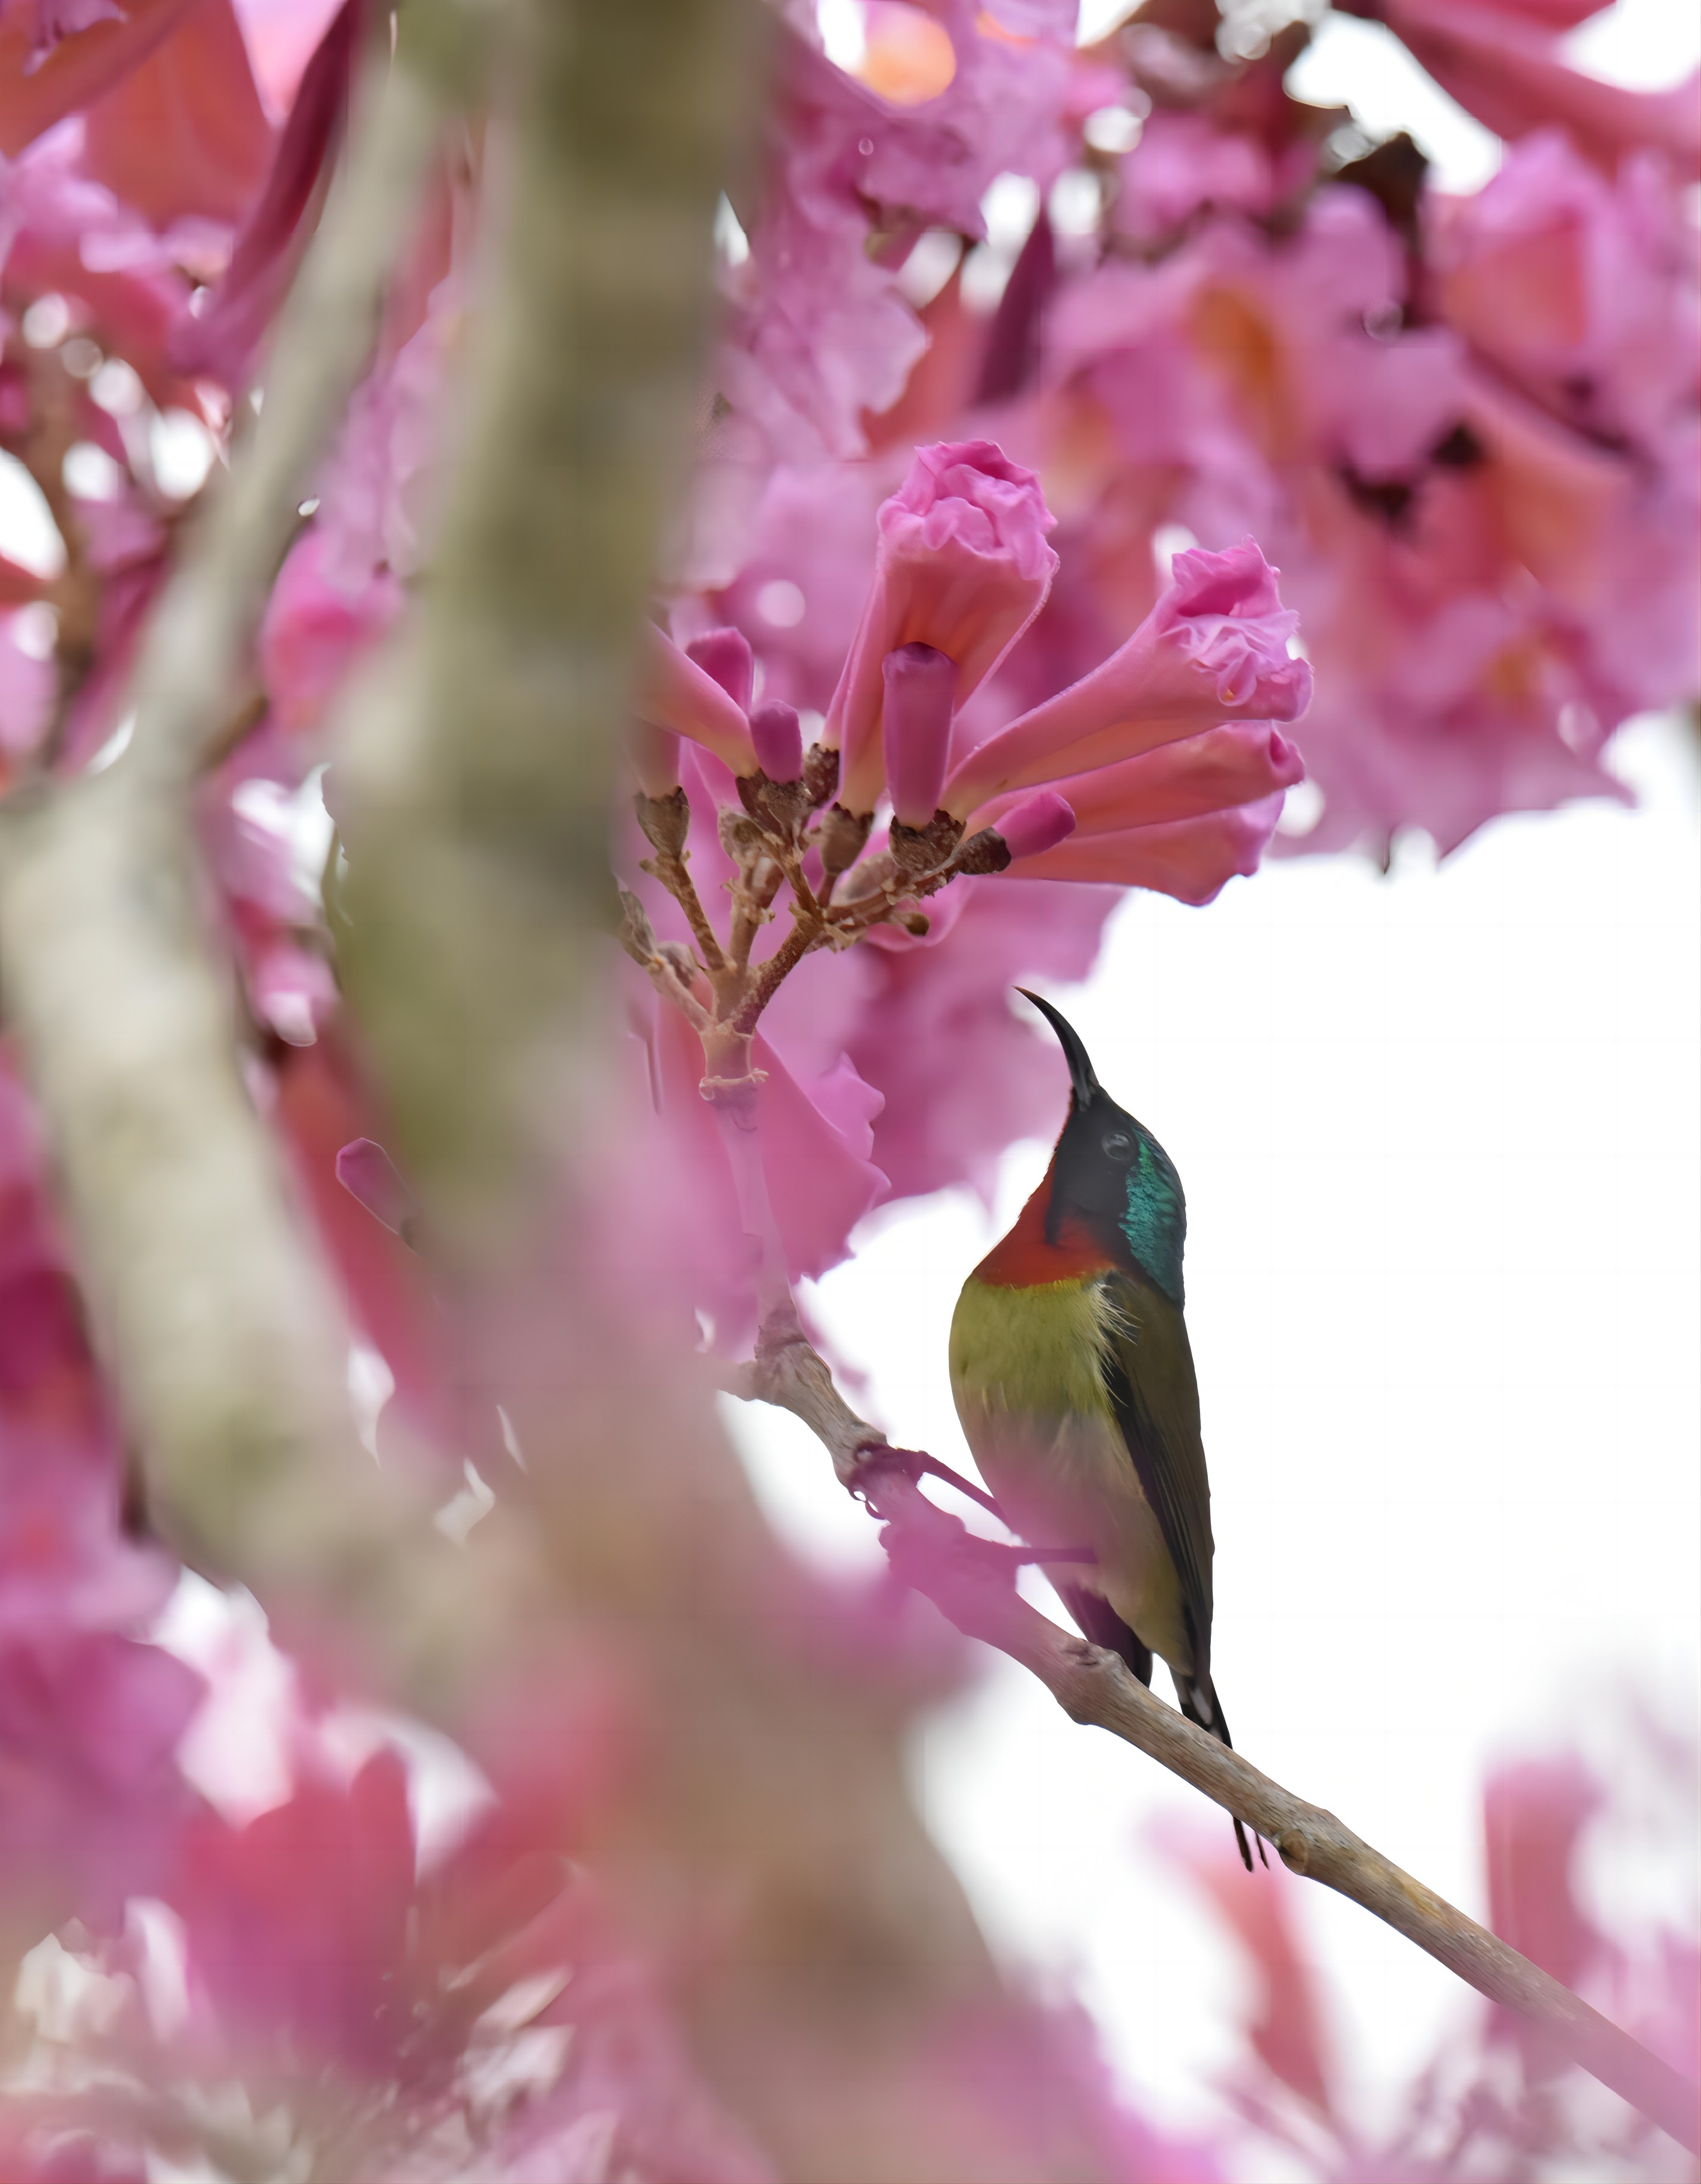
727, 0, 1701, 2151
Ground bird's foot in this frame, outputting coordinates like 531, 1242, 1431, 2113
845, 1439, 1011, 1526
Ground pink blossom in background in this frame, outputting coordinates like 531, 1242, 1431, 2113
1334, 0, 1701, 177
688, 0, 1078, 579
1158, 1719, 1699, 2180
261, 525, 404, 735
0, 1059, 205, 1938
174, 0, 360, 383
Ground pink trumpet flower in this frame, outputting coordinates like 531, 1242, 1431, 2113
972, 723, 1306, 840
944, 541, 1312, 820
1004, 793, 1290, 906
635, 623, 757, 779
829, 440, 1058, 814
750, 698, 804, 782
882, 642, 956, 826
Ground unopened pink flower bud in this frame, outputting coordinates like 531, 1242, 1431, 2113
750, 699, 804, 781
994, 790, 1076, 862
637, 624, 757, 777
882, 643, 956, 825
687, 627, 754, 713
336, 1137, 417, 1239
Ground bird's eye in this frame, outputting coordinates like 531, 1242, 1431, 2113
1102, 1131, 1133, 1161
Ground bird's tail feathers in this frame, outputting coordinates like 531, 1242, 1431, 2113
1180, 1675, 1266, 1874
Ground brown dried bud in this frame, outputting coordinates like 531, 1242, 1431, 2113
634, 785, 691, 856
736, 770, 811, 841
901, 912, 930, 937
953, 826, 1012, 876
616, 886, 657, 961
817, 802, 873, 881
802, 741, 840, 809
888, 808, 963, 877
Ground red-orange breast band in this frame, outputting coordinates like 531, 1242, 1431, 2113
974, 1176, 1115, 1287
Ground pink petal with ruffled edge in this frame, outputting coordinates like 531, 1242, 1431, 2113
945, 540, 1311, 818
828, 440, 1058, 814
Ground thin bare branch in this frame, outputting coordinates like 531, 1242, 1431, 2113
735, 1311, 1701, 2158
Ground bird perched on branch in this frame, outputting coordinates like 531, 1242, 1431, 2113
949, 991, 1257, 1869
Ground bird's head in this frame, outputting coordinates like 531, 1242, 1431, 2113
1018, 990, 1186, 1304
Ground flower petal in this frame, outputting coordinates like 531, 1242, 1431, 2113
637, 624, 757, 777
1003, 791, 1288, 904
829, 439, 1058, 812
944, 539, 1310, 817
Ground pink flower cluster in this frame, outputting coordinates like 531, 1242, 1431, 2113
708, 0, 1699, 856
628, 437, 1308, 1340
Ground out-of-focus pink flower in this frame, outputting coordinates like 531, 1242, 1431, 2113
0, 138, 205, 409
0, 0, 191, 149
172, 0, 358, 383
1431, 132, 1701, 452
0, 1626, 203, 1930
1020, 130, 1699, 856
169, 1750, 422, 2075
312, 270, 461, 588
1166, 1824, 1338, 2118
1116, 111, 1282, 244
79, 0, 272, 228
259, 526, 403, 735
830, 440, 1059, 814
1484, 1755, 1604, 1993
944, 540, 1310, 816
695, 0, 1077, 575
1336, 0, 1701, 178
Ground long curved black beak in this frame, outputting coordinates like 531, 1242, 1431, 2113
1016, 989, 1101, 1110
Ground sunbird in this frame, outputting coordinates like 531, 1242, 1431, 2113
949, 991, 1256, 1869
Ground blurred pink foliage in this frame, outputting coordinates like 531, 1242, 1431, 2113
1157, 1714, 1700, 2181
0, 0, 1694, 2174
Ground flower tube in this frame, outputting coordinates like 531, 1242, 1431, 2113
944, 540, 1311, 820
829, 440, 1058, 814
635, 623, 757, 779
882, 643, 956, 826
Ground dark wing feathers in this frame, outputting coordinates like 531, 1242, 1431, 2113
1095, 1269, 1216, 1679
